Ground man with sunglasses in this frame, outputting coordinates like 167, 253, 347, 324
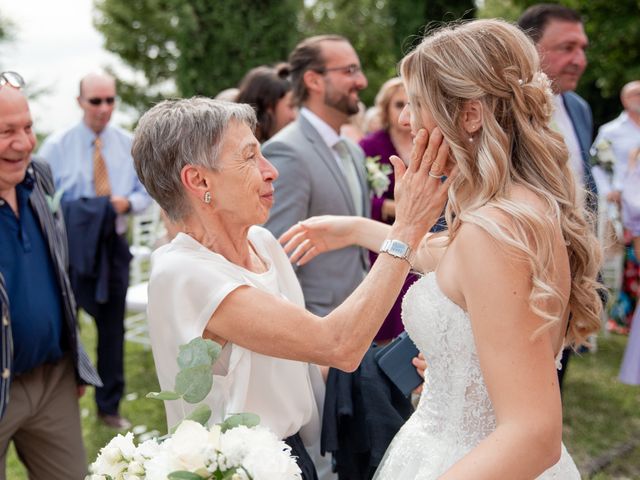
39, 72, 150, 430
264, 35, 370, 320
0, 72, 101, 478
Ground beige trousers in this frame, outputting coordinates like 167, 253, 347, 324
0, 355, 87, 480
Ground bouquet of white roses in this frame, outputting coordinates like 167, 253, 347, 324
87, 338, 301, 480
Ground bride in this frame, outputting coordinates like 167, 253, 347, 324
281, 19, 602, 479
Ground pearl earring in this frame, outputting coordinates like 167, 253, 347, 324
203, 191, 212, 204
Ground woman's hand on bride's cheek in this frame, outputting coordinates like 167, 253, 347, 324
392, 128, 457, 234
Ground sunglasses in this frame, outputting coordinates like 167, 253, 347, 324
86, 97, 115, 106
0, 71, 25, 90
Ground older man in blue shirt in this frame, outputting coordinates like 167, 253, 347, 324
39, 72, 150, 429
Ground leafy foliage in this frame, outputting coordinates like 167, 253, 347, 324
94, 0, 302, 112
146, 337, 219, 430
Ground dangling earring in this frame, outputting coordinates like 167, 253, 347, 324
468, 135, 474, 143
203, 191, 212, 204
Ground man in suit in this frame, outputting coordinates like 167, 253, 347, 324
0, 72, 101, 478
518, 4, 597, 389
263, 35, 370, 316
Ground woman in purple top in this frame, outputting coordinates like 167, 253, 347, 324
359, 78, 417, 343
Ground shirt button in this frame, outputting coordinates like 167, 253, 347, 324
0, 199, 5, 206
2, 368, 9, 379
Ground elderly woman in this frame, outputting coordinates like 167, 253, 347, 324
131, 98, 452, 479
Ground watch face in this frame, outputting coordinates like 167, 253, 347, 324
389, 240, 408, 257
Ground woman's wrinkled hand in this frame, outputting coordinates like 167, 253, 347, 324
391, 127, 457, 243
279, 215, 355, 266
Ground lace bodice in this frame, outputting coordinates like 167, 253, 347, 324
374, 272, 580, 479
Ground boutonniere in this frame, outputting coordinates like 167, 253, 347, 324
365, 155, 392, 198
45, 189, 64, 215
590, 139, 615, 175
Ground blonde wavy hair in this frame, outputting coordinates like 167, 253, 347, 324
401, 19, 602, 347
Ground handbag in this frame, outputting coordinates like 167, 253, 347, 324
374, 331, 423, 397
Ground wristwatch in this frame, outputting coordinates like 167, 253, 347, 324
379, 239, 413, 267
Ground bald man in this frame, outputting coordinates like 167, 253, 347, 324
0, 72, 100, 478
39, 72, 150, 429
591, 81, 640, 203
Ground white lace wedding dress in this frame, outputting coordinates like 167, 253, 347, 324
374, 272, 581, 479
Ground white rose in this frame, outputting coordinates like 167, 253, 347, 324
144, 450, 180, 480
109, 432, 137, 460
169, 420, 210, 471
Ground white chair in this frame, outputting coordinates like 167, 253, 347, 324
129, 202, 164, 286
126, 202, 165, 346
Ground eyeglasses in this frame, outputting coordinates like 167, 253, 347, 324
317, 64, 362, 76
86, 97, 115, 106
0, 71, 25, 90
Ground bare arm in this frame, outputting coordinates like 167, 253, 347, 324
280, 128, 453, 272
206, 129, 455, 371
439, 219, 564, 479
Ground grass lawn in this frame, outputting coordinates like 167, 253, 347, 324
6, 321, 639, 479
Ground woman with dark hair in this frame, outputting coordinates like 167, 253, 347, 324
236, 63, 297, 143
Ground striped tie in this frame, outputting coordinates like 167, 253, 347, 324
93, 137, 111, 196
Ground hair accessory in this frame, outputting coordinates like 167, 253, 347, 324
204, 191, 212, 204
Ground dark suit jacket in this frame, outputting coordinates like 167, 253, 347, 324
263, 114, 370, 315
562, 91, 598, 213
0, 160, 101, 419
62, 196, 118, 310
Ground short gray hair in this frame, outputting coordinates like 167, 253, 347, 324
132, 97, 256, 221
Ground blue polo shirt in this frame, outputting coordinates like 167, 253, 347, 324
0, 176, 64, 375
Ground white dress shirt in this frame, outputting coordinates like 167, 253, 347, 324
591, 111, 640, 196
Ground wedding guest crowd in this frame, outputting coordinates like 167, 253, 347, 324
2, 2, 639, 478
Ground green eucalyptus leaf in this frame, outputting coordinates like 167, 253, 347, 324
177, 337, 221, 370
167, 471, 205, 480
146, 391, 181, 401
174, 364, 213, 403
184, 404, 212, 426
221, 412, 260, 432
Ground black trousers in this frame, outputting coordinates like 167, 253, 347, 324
92, 235, 130, 415
284, 432, 318, 480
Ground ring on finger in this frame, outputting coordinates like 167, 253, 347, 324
428, 171, 445, 179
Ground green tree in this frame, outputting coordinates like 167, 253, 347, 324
94, 0, 302, 111
390, 0, 475, 55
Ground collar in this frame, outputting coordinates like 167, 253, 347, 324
79, 121, 107, 146
300, 107, 343, 149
